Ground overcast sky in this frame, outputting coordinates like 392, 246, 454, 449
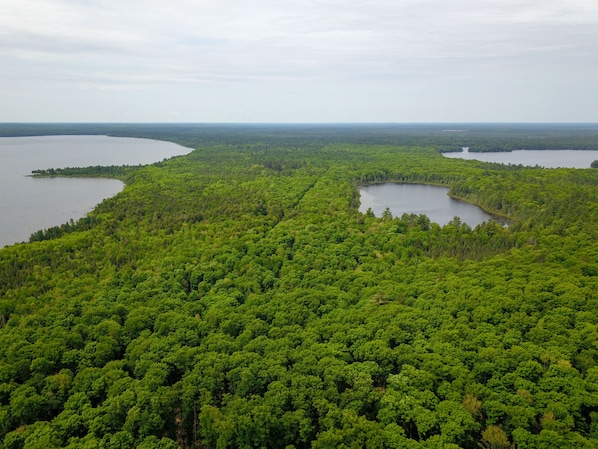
1, 0, 597, 122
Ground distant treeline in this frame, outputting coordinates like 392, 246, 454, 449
31, 165, 139, 178
3, 122, 598, 153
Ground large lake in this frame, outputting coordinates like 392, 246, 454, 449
0, 135, 191, 247
442, 148, 598, 168
359, 183, 502, 227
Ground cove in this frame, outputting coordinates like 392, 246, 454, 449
359, 183, 502, 227
0, 135, 191, 247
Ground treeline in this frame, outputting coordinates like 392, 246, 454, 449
31, 165, 139, 179
3, 122, 598, 153
29, 217, 99, 243
1, 129, 598, 448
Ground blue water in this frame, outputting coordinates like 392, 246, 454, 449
0, 135, 191, 247
443, 148, 598, 168
359, 183, 502, 227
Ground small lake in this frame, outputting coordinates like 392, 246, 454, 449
359, 183, 501, 227
442, 148, 598, 168
0, 135, 191, 247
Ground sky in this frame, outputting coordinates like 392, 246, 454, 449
1, 0, 598, 123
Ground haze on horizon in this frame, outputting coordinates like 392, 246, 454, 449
1, 0, 597, 123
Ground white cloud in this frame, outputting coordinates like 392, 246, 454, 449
1, 0, 597, 121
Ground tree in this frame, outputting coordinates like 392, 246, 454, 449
3, 125, 598, 447
481, 425, 512, 449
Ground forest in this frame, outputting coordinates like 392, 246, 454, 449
1, 124, 598, 449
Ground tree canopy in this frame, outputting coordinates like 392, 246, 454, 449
1, 124, 598, 448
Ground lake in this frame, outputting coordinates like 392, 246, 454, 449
359, 183, 502, 227
442, 148, 598, 168
0, 135, 191, 247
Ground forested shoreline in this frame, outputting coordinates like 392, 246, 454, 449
3, 122, 598, 153
1, 125, 598, 448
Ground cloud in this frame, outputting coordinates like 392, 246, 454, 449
4, 2, 597, 68
1, 0, 597, 121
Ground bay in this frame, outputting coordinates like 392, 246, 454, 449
0, 135, 191, 247
442, 148, 598, 168
359, 183, 503, 227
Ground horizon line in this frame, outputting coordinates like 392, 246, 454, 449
2, 121, 598, 125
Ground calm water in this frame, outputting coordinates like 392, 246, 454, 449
0, 135, 191, 247
359, 183, 500, 227
443, 149, 598, 168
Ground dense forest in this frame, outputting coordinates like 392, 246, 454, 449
3, 122, 598, 153
1, 124, 598, 448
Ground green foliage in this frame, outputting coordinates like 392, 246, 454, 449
2, 125, 598, 448
30, 165, 135, 179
